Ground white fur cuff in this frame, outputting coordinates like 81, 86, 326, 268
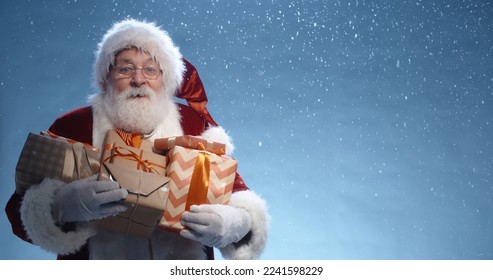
20, 178, 96, 255
200, 126, 235, 156
220, 190, 270, 260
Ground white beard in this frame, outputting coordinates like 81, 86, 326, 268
90, 86, 184, 151
102, 86, 166, 134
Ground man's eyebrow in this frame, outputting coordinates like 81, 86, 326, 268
117, 57, 155, 64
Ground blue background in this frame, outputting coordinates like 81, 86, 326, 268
1, 0, 492, 259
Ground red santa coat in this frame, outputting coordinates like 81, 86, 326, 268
5, 59, 268, 260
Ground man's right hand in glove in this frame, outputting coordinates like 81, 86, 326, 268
52, 175, 128, 224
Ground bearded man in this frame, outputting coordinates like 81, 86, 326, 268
5, 19, 268, 260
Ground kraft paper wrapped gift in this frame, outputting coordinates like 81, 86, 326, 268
154, 136, 237, 232
97, 129, 170, 238
15, 131, 100, 195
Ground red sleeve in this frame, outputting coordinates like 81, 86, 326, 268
231, 172, 249, 192
5, 192, 31, 243
48, 106, 93, 144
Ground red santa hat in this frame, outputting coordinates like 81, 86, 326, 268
93, 19, 184, 98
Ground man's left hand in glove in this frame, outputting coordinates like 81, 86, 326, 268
180, 204, 252, 248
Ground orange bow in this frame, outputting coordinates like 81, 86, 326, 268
115, 129, 143, 148
103, 145, 165, 175
196, 142, 225, 156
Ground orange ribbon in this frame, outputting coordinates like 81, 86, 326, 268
196, 142, 225, 156
185, 150, 212, 211
103, 145, 166, 175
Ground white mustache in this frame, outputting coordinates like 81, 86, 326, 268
124, 88, 152, 99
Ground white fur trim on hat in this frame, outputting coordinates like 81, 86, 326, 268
20, 178, 96, 255
219, 190, 270, 260
200, 126, 235, 156
93, 19, 185, 96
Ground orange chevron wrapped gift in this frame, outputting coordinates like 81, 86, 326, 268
158, 144, 237, 232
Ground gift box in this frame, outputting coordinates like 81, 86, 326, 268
155, 137, 237, 232
15, 131, 100, 195
97, 129, 170, 238
154, 135, 226, 154
99, 129, 167, 179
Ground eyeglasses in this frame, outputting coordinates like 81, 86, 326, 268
114, 64, 162, 80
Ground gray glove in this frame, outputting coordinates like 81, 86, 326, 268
180, 204, 252, 248
52, 175, 128, 224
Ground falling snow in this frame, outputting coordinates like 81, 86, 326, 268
1, 0, 492, 260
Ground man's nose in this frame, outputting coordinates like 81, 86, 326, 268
130, 69, 146, 87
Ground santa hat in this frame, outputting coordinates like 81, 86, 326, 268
93, 19, 184, 97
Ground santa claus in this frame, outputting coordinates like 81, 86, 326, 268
5, 19, 269, 260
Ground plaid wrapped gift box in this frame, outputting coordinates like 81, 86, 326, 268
15, 132, 100, 195
154, 136, 237, 232
97, 129, 170, 238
